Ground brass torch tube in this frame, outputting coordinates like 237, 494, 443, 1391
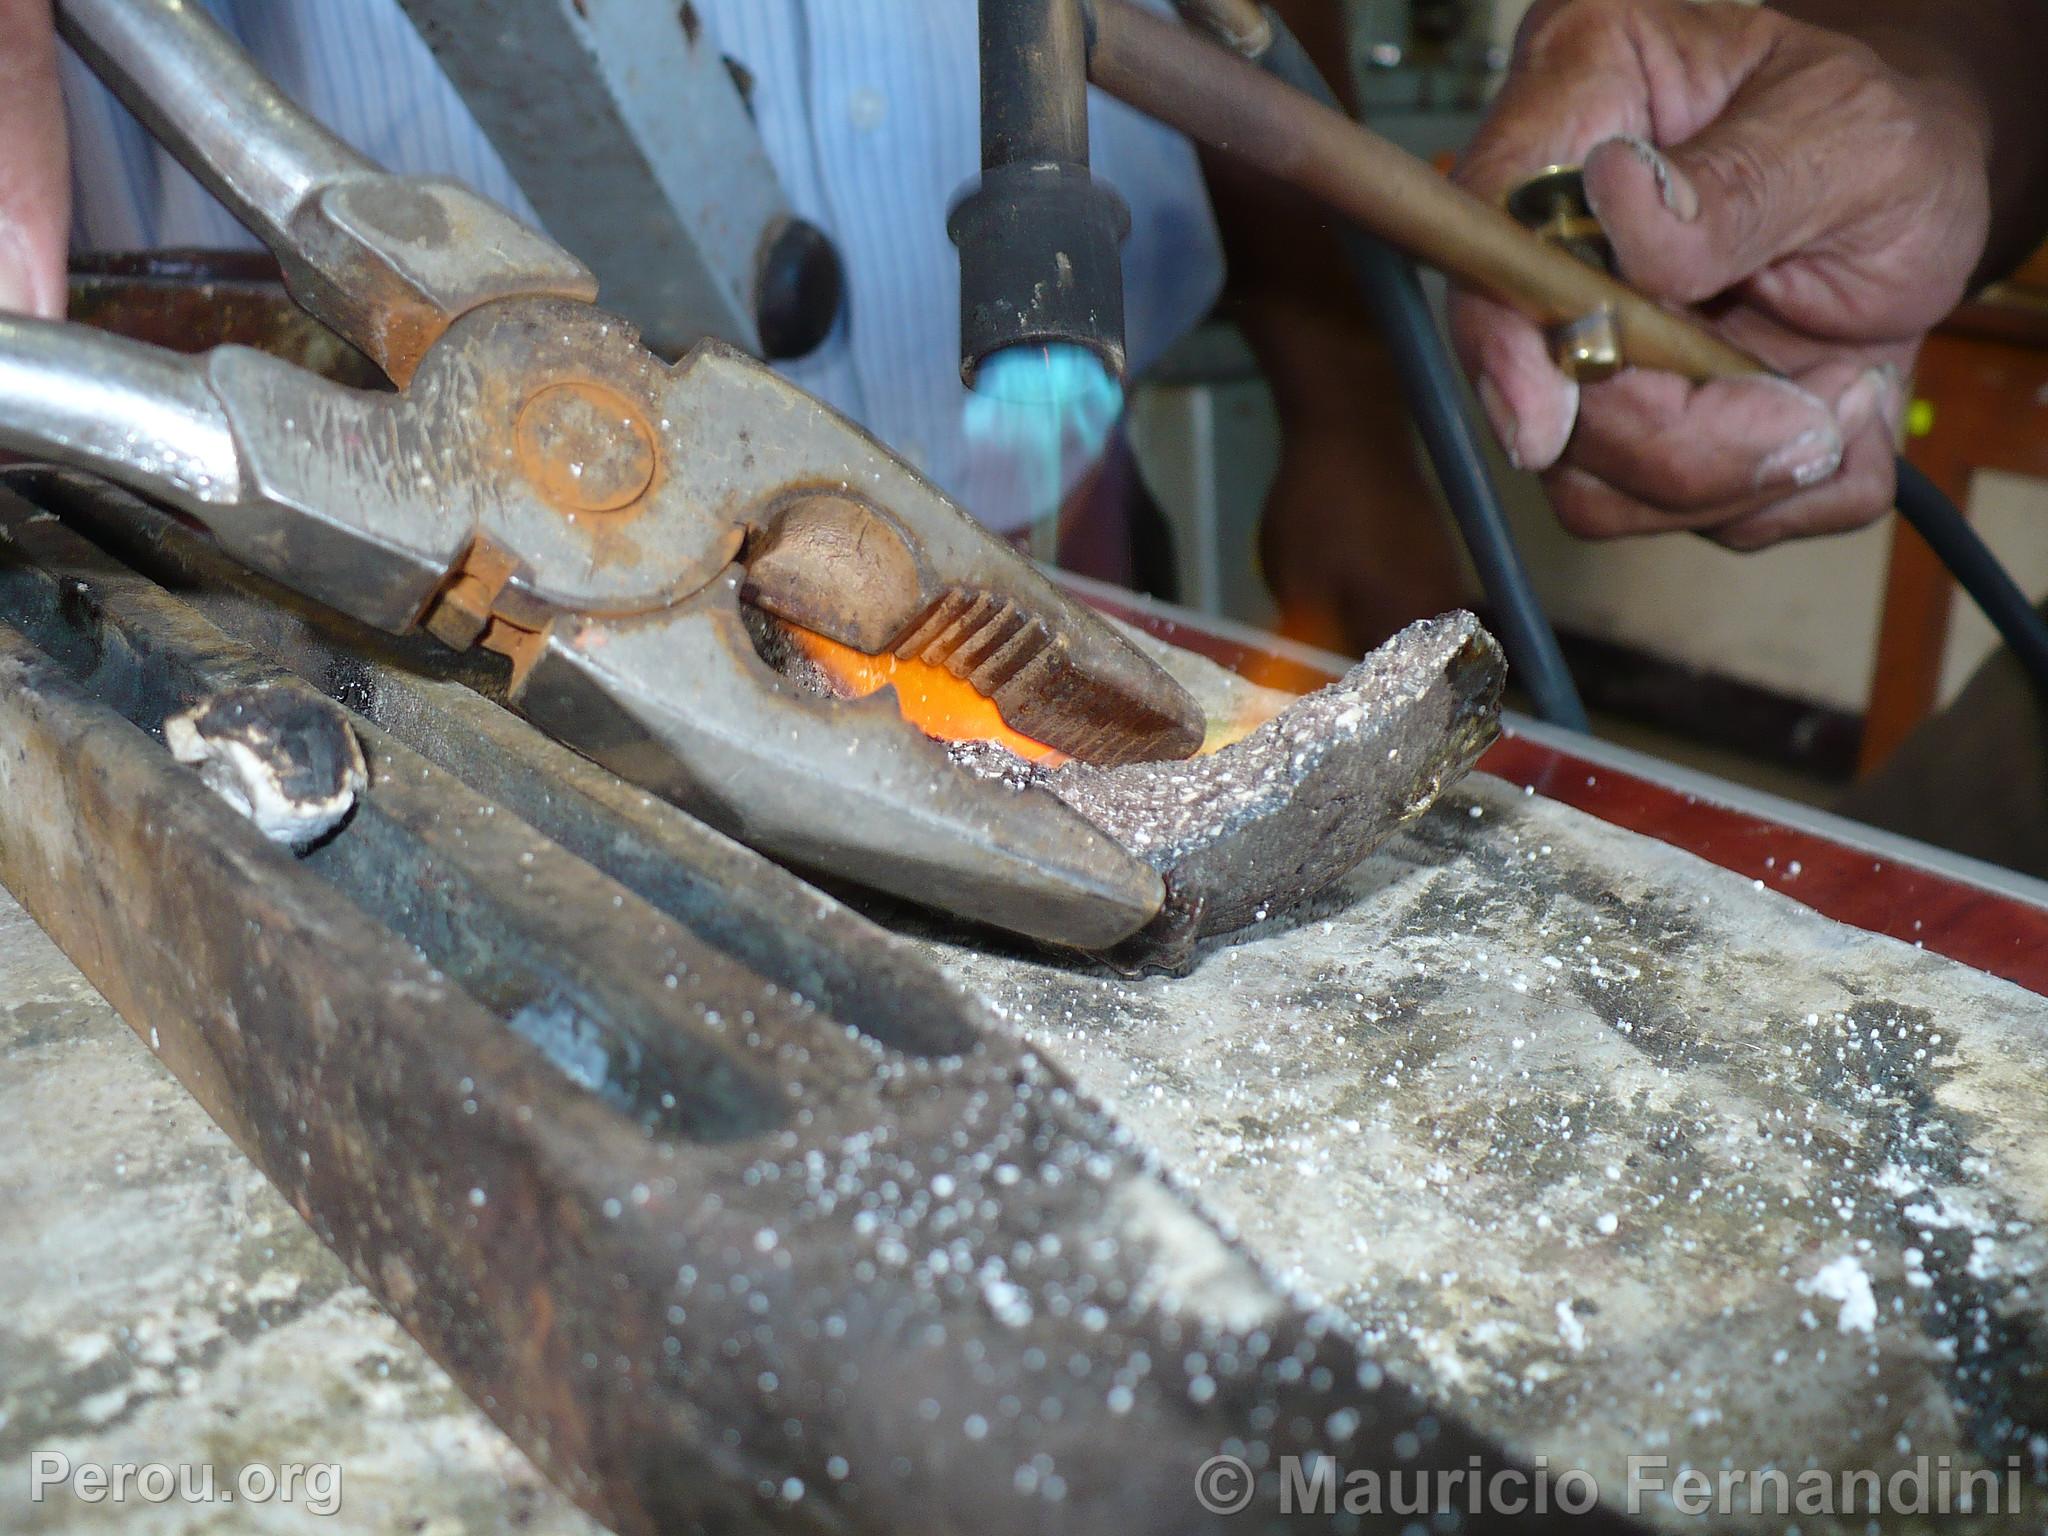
1085, 0, 1764, 385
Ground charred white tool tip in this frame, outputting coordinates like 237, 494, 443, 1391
165, 686, 367, 847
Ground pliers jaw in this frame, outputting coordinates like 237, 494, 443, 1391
655, 340, 1207, 771
7, 0, 1207, 951
439, 327, 1191, 948
519, 575, 1170, 951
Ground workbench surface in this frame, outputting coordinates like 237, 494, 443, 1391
916, 769, 2048, 1531
6, 616, 2048, 1533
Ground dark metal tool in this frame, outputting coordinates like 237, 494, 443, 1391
3, 0, 1211, 954
0, 476, 1635, 1535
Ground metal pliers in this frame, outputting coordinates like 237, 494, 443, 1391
0, 0, 1209, 950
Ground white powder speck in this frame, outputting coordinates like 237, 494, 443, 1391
1555, 1299, 1586, 1353
1797, 1254, 1877, 1334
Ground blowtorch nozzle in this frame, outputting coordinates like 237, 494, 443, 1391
950, 163, 1131, 387
953, 0, 1130, 388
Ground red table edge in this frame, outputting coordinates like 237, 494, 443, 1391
1064, 577, 2048, 1000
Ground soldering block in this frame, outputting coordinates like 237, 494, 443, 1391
1041, 611, 1504, 969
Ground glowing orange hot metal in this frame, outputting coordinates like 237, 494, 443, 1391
786, 626, 1073, 766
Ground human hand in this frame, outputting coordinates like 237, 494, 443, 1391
0, 0, 69, 318
1449, 0, 1995, 549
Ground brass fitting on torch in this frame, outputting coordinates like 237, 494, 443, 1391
1504, 166, 1622, 384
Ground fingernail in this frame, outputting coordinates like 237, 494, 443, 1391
1477, 376, 1523, 471
1754, 425, 1843, 491
1605, 135, 1699, 222
1834, 364, 1898, 436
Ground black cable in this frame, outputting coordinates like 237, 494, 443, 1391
1255, 16, 1591, 733
1893, 456, 2048, 699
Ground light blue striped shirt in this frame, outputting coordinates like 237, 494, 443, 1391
61, 0, 1224, 533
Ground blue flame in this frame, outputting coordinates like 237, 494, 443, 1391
962, 343, 1124, 530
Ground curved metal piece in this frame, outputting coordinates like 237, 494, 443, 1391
516, 570, 1169, 950
56, 0, 597, 383
1054, 612, 1505, 971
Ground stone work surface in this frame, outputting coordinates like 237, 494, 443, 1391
915, 773, 2048, 1532
0, 893, 600, 1534
7, 758, 2048, 1532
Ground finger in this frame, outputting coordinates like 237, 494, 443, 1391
1579, 38, 1896, 307
1706, 412, 1900, 551
1569, 361, 1889, 508
1542, 360, 1896, 537
1542, 464, 1788, 541
0, 0, 68, 317
1453, 0, 1657, 204
1446, 289, 1579, 472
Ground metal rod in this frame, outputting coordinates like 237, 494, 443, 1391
1085, 0, 1763, 383
981, 0, 1092, 168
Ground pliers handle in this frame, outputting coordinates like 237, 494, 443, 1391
59, 0, 598, 384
